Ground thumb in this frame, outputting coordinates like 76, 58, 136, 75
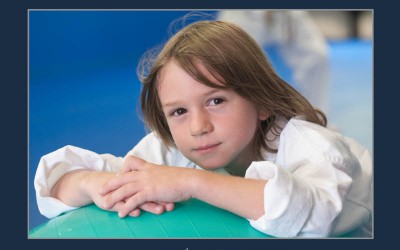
120, 155, 148, 174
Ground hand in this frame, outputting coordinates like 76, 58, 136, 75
81, 171, 127, 212
119, 156, 175, 216
99, 156, 193, 218
83, 171, 174, 217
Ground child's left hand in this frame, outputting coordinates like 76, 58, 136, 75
99, 156, 193, 218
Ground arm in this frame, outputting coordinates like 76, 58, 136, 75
50, 169, 122, 210
190, 169, 267, 220
50, 169, 94, 207
34, 145, 172, 218
34, 145, 124, 218
100, 156, 266, 220
99, 143, 360, 237
52, 168, 175, 216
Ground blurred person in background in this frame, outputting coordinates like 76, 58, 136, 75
218, 10, 330, 119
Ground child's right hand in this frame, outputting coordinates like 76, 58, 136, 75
83, 171, 173, 216
51, 167, 174, 217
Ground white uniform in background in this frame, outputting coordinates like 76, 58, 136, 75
218, 10, 330, 115
35, 116, 372, 238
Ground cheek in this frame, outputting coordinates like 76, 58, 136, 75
234, 103, 260, 126
166, 122, 187, 146
232, 117, 258, 140
219, 110, 259, 143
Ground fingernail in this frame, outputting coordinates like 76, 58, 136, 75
130, 210, 139, 217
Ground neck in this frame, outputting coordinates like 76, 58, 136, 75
225, 165, 247, 177
224, 150, 255, 177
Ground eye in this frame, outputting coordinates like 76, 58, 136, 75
170, 108, 187, 117
208, 98, 225, 106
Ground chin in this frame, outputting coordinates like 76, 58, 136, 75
194, 160, 227, 171
200, 165, 224, 171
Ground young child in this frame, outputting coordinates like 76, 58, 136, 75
34, 19, 372, 238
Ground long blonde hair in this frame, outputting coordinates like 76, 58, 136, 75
137, 19, 327, 160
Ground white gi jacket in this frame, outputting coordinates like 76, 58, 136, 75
34, 117, 372, 238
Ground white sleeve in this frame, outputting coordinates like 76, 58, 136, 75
246, 159, 353, 238
242, 117, 373, 238
34, 145, 124, 218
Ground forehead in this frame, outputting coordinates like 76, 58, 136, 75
157, 59, 224, 92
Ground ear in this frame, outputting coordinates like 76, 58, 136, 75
258, 110, 269, 121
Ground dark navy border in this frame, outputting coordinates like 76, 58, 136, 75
6, 0, 389, 249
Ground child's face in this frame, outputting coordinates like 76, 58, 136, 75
157, 60, 267, 173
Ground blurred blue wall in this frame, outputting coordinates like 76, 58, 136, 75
29, 10, 217, 230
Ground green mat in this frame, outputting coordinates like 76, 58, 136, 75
29, 198, 273, 238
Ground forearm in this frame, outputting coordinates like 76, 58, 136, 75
100, 160, 266, 219
50, 170, 101, 207
188, 170, 266, 220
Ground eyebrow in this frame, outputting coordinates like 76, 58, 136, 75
162, 88, 223, 108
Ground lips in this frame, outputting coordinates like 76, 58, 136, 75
194, 143, 221, 152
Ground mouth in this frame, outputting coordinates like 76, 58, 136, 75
193, 143, 222, 153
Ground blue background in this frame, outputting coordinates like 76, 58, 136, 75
29, 10, 218, 230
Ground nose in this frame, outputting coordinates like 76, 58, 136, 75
190, 110, 213, 136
